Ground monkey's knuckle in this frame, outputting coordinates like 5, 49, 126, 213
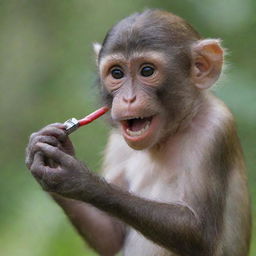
29, 132, 38, 141
51, 146, 59, 155
30, 162, 37, 172
32, 135, 43, 144
67, 157, 76, 166
25, 157, 32, 169
41, 136, 58, 146
25, 145, 30, 155
29, 134, 44, 148
30, 168, 42, 182
48, 137, 59, 146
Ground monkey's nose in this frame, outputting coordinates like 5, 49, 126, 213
123, 95, 137, 104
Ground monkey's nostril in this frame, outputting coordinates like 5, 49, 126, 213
123, 95, 137, 104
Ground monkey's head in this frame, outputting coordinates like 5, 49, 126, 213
94, 9, 224, 150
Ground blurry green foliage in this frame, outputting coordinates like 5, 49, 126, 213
0, 0, 255, 255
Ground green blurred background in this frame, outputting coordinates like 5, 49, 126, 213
0, 0, 255, 255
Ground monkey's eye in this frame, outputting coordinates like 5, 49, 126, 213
111, 68, 124, 79
140, 66, 155, 77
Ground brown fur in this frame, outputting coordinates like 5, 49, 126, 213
26, 9, 251, 256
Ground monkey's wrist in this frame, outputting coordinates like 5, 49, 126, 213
73, 174, 111, 204
55, 170, 100, 202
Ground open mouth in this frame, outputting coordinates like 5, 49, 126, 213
120, 116, 154, 138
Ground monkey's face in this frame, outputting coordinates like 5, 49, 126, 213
99, 51, 169, 150
97, 11, 224, 150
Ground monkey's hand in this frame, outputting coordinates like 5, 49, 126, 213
26, 123, 75, 169
28, 145, 94, 199
25, 124, 94, 198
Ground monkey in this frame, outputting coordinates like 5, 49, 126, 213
25, 9, 251, 256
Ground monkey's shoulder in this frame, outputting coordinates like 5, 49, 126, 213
188, 95, 240, 154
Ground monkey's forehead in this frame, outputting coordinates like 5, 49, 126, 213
99, 9, 201, 59
101, 28, 189, 58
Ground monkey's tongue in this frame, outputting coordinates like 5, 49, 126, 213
127, 117, 152, 132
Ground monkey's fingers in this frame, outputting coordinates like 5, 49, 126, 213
31, 152, 65, 192
30, 152, 51, 180
37, 124, 67, 142
26, 135, 61, 169
35, 142, 75, 168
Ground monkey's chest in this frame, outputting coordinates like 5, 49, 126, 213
125, 155, 183, 203
123, 229, 177, 256
123, 161, 179, 255
122, 154, 183, 256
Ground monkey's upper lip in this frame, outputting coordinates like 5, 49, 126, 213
117, 115, 154, 121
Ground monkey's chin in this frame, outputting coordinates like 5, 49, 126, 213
120, 115, 161, 150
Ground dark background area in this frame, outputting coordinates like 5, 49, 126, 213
0, 1, 255, 255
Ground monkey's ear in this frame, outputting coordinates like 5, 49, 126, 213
93, 42, 102, 61
192, 39, 224, 89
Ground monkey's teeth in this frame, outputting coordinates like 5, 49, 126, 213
126, 121, 150, 137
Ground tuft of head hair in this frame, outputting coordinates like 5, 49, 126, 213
99, 9, 202, 59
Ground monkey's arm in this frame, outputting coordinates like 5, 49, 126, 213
51, 194, 125, 256
49, 162, 127, 256
30, 144, 211, 256
83, 181, 206, 256
25, 124, 125, 256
